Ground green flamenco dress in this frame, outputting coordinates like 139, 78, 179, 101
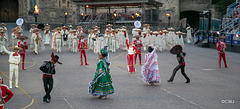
89, 59, 114, 96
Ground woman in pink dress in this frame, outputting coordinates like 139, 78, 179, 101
141, 45, 160, 85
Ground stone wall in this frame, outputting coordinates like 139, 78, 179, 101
19, 0, 78, 24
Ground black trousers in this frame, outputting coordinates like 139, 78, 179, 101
43, 77, 53, 99
170, 64, 190, 81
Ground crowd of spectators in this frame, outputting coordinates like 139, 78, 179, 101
222, 2, 240, 34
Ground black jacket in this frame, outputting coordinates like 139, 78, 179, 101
40, 61, 56, 75
177, 52, 186, 64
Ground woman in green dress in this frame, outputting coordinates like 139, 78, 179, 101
89, 48, 114, 99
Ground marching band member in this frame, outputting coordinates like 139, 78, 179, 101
77, 26, 84, 34
0, 29, 8, 54
149, 31, 154, 45
158, 31, 164, 52
119, 26, 127, 50
143, 24, 150, 51
62, 26, 69, 46
176, 31, 184, 47
93, 26, 100, 33
0, 76, 14, 109
17, 36, 28, 70
132, 28, 140, 41
88, 29, 94, 51
167, 28, 175, 49
163, 30, 169, 50
11, 29, 22, 47
32, 28, 43, 54
55, 28, 62, 52
0, 23, 8, 46
69, 30, 78, 53
186, 27, 192, 44
29, 24, 37, 49
0, 43, 22, 88
105, 24, 113, 51
153, 31, 159, 47
68, 25, 74, 50
43, 24, 51, 44
14, 25, 23, 33
78, 33, 89, 65
126, 35, 138, 73
111, 29, 118, 52
133, 35, 143, 65
216, 36, 228, 68
51, 29, 57, 50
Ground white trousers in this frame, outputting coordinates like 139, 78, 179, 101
56, 39, 61, 52
44, 34, 50, 44
9, 64, 19, 88
72, 39, 78, 53
34, 42, 38, 54
0, 41, 5, 53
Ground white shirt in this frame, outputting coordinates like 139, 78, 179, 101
3, 46, 20, 65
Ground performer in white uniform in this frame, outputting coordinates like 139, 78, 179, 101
51, 29, 57, 50
142, 24, 150, 51
68, 25, 74, 50
55, 28, 63, 52
163, 30, 169, 50
29, 24, 37, 49
43, 24, 51, 44
0, 43, 21, 88
32, 29, 44, 54
167, 28, 175, 49
153, 31, 159, 47
0, 29, 8, 54
0, 23, 8, 47
77, 26, 84, 34
69, 30, 78, 53
11, 29, 22, 47
105, 24, 113, 51
62, 26, 69, 46
158, 31, 165, 52
186, 27, 192, 44
176, 31, 184, 47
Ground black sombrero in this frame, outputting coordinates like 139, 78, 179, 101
170, 45, 182, 54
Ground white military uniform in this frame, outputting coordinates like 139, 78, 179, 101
43, 28, 51, 44
143, 27, 150, 50
10, 33, 18, 47
68, 28, 73, 51
2, 46, 20, 88
0, 27, 8, 46
29, 27, 36, 49
32, 32, 43, 54
62, 29, 69, 46
0, 33, 8, 54
72, 33, 78, 53
175, 33, 184, 47
186, 27, 192, 44
55, 31, 62, 52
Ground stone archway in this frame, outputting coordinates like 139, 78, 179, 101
0, 0, 19, 22
180, 11, 200, 29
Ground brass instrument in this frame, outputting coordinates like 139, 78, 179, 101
35, 34, 40, 45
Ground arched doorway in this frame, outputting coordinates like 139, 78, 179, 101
180, 11, 200, 29
0, 0, 19, 22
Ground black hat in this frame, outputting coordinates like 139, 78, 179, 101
51, 52, 62, 64
170, 45, 182, 54
148, 46, 154, 53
